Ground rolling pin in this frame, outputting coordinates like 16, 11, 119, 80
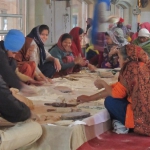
47, 108, 81, 113
44, 102, 77, 107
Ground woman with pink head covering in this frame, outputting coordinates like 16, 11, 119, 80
109, 24, 115, 30
140, 22, 150, 32
126, 24, 131, 31
49, 33, 84, 75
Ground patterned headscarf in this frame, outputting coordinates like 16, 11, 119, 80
119, 44, 150, 136
107, 27, 128, 46
125, 44, 149, 62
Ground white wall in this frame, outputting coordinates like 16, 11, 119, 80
54, 1, 71, 43
27, 0, 72, 48
140, 3, 150, 23
141, 12, 150, 23
113, 0, 138, 32
43, 1, 71, 48
43, 1, 55, 46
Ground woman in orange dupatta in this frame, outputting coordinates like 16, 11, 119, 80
15, 38, 36, 79
77, 44, 150, 136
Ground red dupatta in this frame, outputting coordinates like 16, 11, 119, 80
15, 37, 33, 62
57, 34, 74, 74
57, 34, 65, 51
69, 27, 84, 57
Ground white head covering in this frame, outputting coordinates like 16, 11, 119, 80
138, 28, 150, 37
107, 27, 128, 46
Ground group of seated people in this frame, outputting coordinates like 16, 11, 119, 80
1, 20, 150, 150
79, 21, 150, 135
85, 20, 150, 69
0, 24, 97, 150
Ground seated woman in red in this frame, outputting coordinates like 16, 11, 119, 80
49, 33, 84, 76
77, 44, 150, 136
14, 44, 36, 79
69, 27, 96, 71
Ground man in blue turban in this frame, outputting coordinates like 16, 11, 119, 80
0, 30, 42, 150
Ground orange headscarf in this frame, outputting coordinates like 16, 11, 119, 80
15, 37, 33, 62
119, 44, 150, 136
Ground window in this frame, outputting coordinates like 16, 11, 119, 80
115, 5, 124, 18
0, 0, 26, 40
72, 14, 78, 28
82, 1, 88, 31
71, 0, 88, 30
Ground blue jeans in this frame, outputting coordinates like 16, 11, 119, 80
104, 96, 128, 125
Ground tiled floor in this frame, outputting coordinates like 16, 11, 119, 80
77, 131, 150, 150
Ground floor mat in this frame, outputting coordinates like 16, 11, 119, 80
77, 131, 150, 150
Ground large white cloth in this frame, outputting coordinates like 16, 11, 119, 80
0, 119, 42, 150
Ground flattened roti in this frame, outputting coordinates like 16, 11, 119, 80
54, 86, 72, 93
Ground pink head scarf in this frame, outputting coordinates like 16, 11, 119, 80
140, 22, 150, 32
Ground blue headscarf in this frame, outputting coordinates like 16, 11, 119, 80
91, 0, 110, 45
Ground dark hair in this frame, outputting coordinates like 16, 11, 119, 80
119, 46, 128, 60
61, 33, 72, 42
116, 36, 125, 43
48, 34, 72, 52
105, 32, 109, 36
79, 28, 84, 35
39, 25, 49, 34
